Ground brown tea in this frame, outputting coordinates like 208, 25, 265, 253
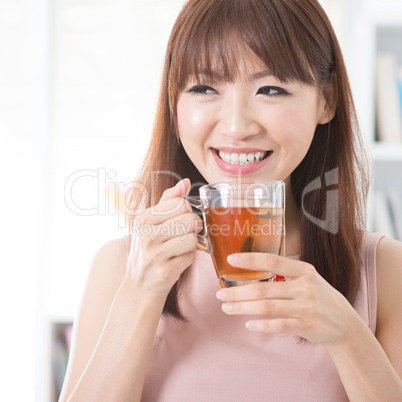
203, 206, 284, 281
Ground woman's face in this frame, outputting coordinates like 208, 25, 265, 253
176, 55, 331, 186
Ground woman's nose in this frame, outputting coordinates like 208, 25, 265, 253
217, 95, 261, 141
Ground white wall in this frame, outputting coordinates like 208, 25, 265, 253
0, 0, 51, 400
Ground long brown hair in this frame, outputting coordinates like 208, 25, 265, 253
130, 0, 369, 319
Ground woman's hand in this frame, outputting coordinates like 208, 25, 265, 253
216, 253, 362, 347
127, 178, 202, 297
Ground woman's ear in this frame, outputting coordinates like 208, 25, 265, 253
318, 71, 338, 124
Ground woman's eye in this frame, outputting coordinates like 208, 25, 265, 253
186, 85, 218, 95
257, 86, 291, 96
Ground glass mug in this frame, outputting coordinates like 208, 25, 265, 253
184, 180, 285, 287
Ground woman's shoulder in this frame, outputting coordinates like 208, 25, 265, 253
375, 234, 402, 284
375, 234, 402, 294
362, 231, 402, 308
92, 236, 130, 263
76, 236, 129, 334
374, 234, 402, 345
86, 236, 130, 294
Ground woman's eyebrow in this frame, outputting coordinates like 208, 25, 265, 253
194, 69, 275, 82
196, 69, 225, 81
250, 70, 273, 80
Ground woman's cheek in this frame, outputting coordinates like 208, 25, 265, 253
283, 105, 317, 143
177, 100, 214, 140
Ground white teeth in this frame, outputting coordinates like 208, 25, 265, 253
230, 153, 239, 163
218, 150, 269, 165
239, 153, 248, 163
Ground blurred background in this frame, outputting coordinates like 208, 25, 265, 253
1, 0, 402, 401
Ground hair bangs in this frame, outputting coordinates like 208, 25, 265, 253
168, 0, 322, 99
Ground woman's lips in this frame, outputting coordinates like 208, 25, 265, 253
211, 148, 272, 175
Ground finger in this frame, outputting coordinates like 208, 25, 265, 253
216, 281, 293, 302
138, 197, 191, 226
138, 178, 191, 226
159, 178, 191, 203
221, 299, 299, 318
227, 253, 314, 278
162, 232, 199, 259
245, 318, 301, 335
165, 250, 196, 277
135, 211, 202, 244
155, 213, 202, 242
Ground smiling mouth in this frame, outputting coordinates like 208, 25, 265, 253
213, 149, 272, 165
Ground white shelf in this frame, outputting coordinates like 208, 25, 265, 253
349, 2, 402, 171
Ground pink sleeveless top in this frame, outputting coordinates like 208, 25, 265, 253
125, 232, 384, 401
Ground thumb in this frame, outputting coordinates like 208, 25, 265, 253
159, 178, 191, 203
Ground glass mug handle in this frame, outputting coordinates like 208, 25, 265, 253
182, 196, 212, 254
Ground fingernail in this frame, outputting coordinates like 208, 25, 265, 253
176, 178, 191, 194
216, 290, 227, 300
227, 254, 240, 265
221, 303, 232, 312
246, 321, 258, 330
